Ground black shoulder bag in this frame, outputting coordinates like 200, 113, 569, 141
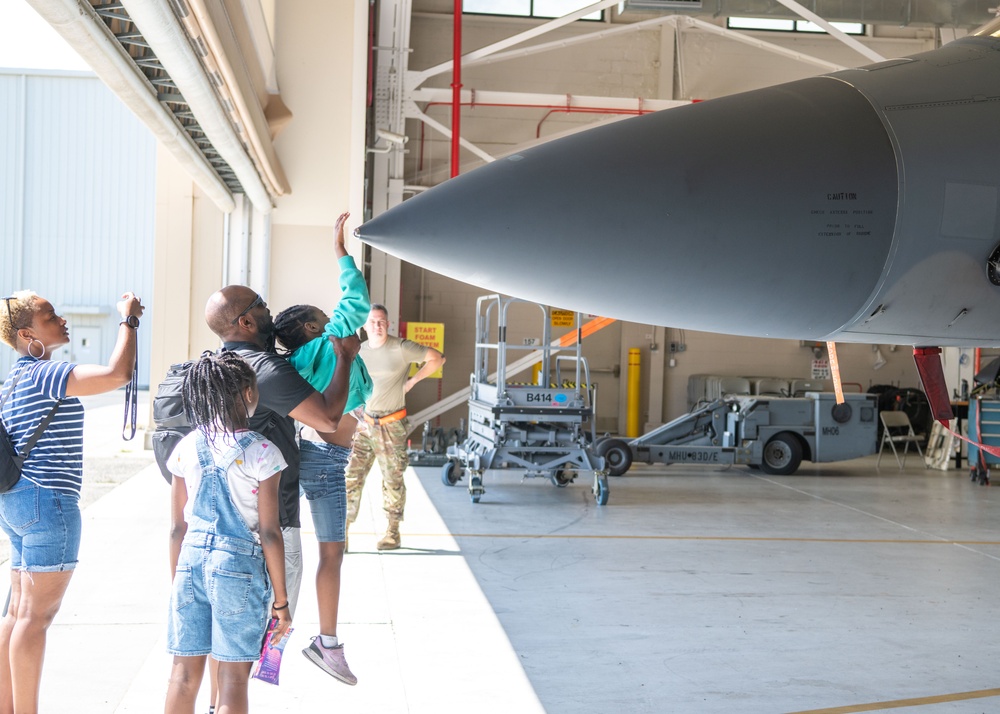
0, 369, 62, 493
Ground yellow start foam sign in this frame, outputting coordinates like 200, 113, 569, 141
406, 322, 444, 378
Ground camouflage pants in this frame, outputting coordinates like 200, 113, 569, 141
345, 417, 409, 523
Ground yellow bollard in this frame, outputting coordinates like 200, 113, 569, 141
627, 348, 641, 438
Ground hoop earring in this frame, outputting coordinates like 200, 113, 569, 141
27, 338, 45, 359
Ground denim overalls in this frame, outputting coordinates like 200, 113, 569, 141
166, 432, 272, 662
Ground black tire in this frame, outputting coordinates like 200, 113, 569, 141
596, 438, 633, 477
760, 432, 803, 475
441, 460, 461, 486
552, 469, 574, 487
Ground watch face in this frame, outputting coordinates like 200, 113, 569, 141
125, 316, 139, 328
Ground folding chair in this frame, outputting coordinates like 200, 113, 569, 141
877, 410, 927, 469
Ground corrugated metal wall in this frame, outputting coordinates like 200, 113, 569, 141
0, 69, 155, 386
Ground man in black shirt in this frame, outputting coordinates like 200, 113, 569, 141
205, 285, 359, 616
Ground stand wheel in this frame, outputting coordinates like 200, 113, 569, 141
593, 474, 609, 506
469, 474, 484, 503
441, 459, 462, 486
551, 469, 574, 487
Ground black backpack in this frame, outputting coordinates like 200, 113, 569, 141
151, 359, 196, 483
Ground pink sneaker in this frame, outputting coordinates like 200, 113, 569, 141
302, 636, 358, 685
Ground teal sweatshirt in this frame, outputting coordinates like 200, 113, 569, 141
288, 255, 372, 413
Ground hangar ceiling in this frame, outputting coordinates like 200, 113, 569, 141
26, 0, 289, 214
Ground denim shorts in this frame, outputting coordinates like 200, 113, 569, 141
0, 479, 81, 572
299, 440, 350, 543
167, 535, 271, 662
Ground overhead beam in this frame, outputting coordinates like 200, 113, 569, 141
768, 0, 886, 63
409, 0, 622, 88
459, 14, 680, 71
679, 17, 849, 72
406, 102, 497, 163
410, 87, 689, 111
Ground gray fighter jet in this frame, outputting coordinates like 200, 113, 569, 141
358, 18, 1000, 350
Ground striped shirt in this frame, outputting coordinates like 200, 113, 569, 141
1, 357, 83, 497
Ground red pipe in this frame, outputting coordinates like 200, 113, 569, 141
450, 0, 462, 178
427, 100, 654, 113
419, 98, 669, 172
534, 106, 652, 138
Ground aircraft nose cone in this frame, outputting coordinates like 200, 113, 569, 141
359, 75, 897, 339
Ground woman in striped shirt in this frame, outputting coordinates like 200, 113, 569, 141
0, 289, 143, 714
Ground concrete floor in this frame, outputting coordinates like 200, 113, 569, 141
425, 458, 1000, 713
4, 399, 999, 713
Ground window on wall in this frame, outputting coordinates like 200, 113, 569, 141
464, 0, 604, 20
727, 17, 865, 35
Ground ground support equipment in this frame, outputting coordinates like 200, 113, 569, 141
625, 392, 878, 475
443, 295, 609, 505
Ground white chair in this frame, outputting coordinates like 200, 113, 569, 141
877, 410, 927, 469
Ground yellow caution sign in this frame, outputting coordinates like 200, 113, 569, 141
551, 309, 575, 328
406, 322, 444, 378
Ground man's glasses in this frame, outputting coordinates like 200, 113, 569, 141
231, 294, 266, 325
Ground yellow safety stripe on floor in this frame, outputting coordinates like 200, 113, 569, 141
785, 686, 1000, 713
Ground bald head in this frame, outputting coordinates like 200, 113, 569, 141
206, 285, 272, 345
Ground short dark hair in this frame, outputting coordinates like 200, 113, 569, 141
369, 304, 388, 318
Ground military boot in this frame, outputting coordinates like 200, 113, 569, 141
377, 517, 401, 551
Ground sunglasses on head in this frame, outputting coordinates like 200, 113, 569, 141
231, 294, 266, 325
3, 297, 15, 336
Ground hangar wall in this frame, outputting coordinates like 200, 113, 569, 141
268, 0, 368, 315
0, 69, 156, 386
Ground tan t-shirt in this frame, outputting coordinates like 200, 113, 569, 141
360, 335, 430, 415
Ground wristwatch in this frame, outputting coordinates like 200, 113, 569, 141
120, 315, 140, 329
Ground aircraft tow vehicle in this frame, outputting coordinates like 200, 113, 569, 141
599, 393, 879, 477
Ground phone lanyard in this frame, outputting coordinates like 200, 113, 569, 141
122, 339, 138, 441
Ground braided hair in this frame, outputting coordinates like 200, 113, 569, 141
182, 351, 257, 444
273, 304, 319, 355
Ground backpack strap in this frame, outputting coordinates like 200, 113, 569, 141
0, 367, 27, 411
1, 364, 62, 460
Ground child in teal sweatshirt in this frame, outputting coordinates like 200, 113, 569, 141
273, 212, 371, 682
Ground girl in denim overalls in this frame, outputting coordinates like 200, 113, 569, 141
164, 352, 291, 714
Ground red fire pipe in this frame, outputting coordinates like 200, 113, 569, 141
450, 0, 462, 178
